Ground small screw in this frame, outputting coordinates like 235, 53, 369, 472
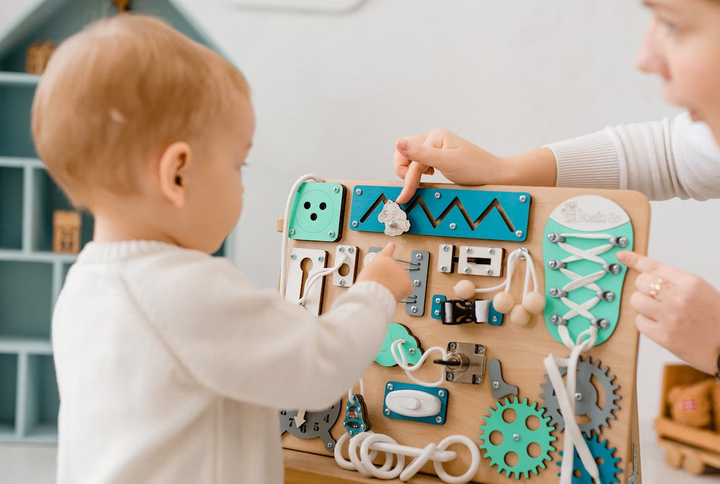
519, 195, 527, 203
435, 416, 443, 423
438, 390, 446, 397
434, 309, 440, 316
318, 256, 324, 262
489, 248, 495, 255
328, 231, 335, 238
492, 316, 498, 322
289, 229, 296, 235
435, 192, 441, 199
476, 345, 485, 354
547, 232, 563, 243
550, 314, 567, 326
435, 297, 442, 304
486, 268, 493, 275
384, 409, 391, 416
464, 267, 471, 274
339, 279, 346, 286
515, 230, 523, 238
389, 221, 397, 228
290, 253, 296, 260
355, 188, 362, 195
474, 377, 483, 384
415, 253, 423, 261
548, 259, 563, 270
513, 434, 520, 442
339, 247, 345, 253
449, 223, 457, 230
466, 247, 472, 254
352, 221, 359, 227
413, 280, 421, 287
348, 247, 354, 254
387, 383, 394, 390
449, 342, 457, 350
604, 263, 622, 275
440, 265, 448, 272
333, 187, 339, 193
493, 381, 500, 389
327, 442, 333, 448
442, 245, 450, 252
411, 306, 418, 313
575, 393, 583, 401
446, 373, 454, 381
408, 348, 416, 355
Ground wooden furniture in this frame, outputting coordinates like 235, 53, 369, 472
52, 210, 81, 254
0, 0, 232, 444
654, 364, 720, 475
282, 181, 649, 483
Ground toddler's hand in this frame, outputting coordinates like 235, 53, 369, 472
619, 251, 720, 375
357, 243, 413, 302
394, 128, 503, 204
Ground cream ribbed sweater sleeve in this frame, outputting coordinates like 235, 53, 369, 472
546, 113, 720, 201
121, 251, 396, 411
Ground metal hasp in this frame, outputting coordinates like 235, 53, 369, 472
435, 342, 487, 385
350, 185, 530, 241
370, 247, 429, 316
457, 246, 504, 277
383, 381, 448, 425
279, 401, 342, 452
488, 359, 519, 399
288, 182, 345, 242
332, 245, 358, 288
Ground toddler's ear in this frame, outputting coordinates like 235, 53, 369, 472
158, 142, 191, 207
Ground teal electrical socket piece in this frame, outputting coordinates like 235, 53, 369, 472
288, 182, 345, 242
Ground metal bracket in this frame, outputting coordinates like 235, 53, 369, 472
457, 246, 504, 277
440, 342, 487, 385
332, 245, 358, 288
488, 359, 518, 399
437, 244, 455, 273
369, 248, 429, 317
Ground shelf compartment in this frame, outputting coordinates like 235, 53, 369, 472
0, 83, 37, 158
0, 260, 53, 339
20, 354, 58, 441
0, 166, 24, 250
31, 168, 93, 253
0, 353, 18, 438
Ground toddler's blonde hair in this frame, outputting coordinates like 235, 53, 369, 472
32, 15, 249, 207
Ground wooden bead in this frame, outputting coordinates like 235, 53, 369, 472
510, 304, 531, 327
523, 291, 546, 314
453, 280, 476, 300
492, 292, 514, 314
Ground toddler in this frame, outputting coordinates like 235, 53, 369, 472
32, 15, 412, 484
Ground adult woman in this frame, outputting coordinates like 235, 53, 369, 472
394, 0, 720, 376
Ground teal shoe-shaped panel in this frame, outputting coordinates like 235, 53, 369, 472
543, 195, 634, 347
288, 182, 345, 242
350, 186, 530, 241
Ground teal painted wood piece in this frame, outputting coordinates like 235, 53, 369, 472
349, 186, 530, 241
383, 381, 448, 426
288, 182, 345, 242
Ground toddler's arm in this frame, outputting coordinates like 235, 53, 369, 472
123, 250, 408, 410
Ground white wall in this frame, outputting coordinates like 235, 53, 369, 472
3, 0, 720, 479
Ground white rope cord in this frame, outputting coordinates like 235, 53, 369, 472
279, 173, 323, 297
347, 378, 365, 403
472, 248, 539, 297
335, 430, 481, 484
296, 253, 349, 307
544, 232, 625, 484
390, 339, 447, 387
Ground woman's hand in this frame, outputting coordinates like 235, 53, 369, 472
394, 128, 557, 204
618, 250, 720, 375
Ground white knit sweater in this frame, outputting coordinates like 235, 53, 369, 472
548, 113, 720, 200
52, 240, 396, 484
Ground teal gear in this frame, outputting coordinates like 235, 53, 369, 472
478, 397, 556, 479
558, 434, 622, 484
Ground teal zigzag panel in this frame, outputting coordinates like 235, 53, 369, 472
349, 186, 530, 241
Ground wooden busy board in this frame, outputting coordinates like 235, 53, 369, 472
280, 181, 649, 484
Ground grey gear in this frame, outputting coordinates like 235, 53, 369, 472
539, 356, 620, 436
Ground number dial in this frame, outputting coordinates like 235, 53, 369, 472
279, 400, 342, 452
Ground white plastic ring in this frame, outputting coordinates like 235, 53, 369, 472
433, 435, 481, 484
399, 442, 438, 481
360, 432, 404, 479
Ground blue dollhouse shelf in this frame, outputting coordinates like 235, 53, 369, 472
0, 0, 228, 443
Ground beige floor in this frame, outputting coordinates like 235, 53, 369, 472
1, 418, 719, 484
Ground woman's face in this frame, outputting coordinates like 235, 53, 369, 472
638, 0, 720, 145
